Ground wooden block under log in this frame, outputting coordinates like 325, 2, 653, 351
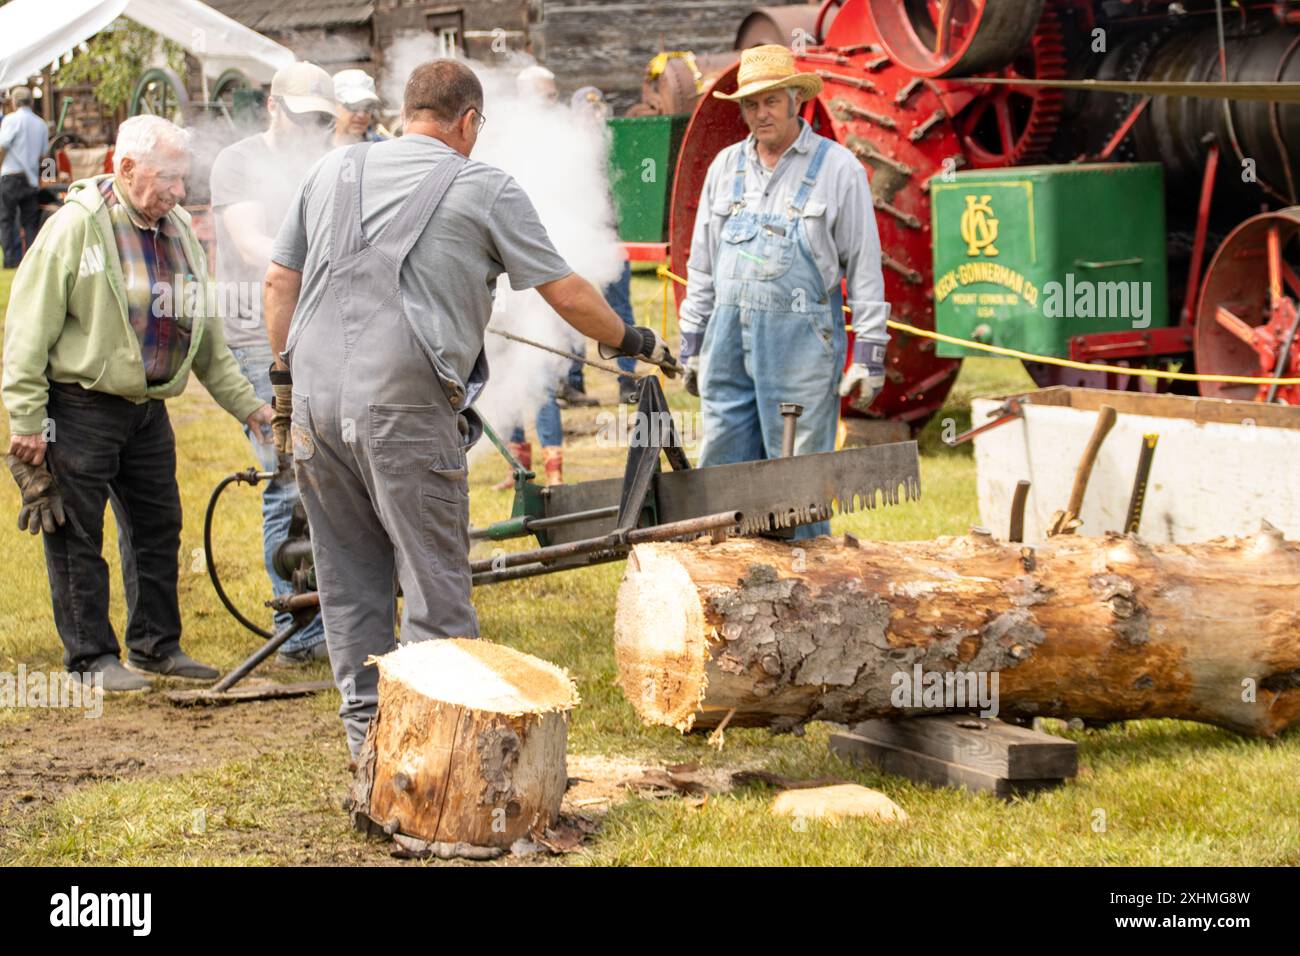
829, 731, 1066, 798
849, 715, 1078, 780
347, 639, 579, 848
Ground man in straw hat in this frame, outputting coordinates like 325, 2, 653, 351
678, 44, 891, 539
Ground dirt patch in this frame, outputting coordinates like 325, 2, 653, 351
0, 685, 340, 815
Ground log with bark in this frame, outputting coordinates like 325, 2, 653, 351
613, 526, 1300, 737
348, 639, 579, 848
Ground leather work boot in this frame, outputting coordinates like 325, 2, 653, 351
73, 654, 151, 693
542, 446, 563, 486
493, 440, 532, 491
126, 648, 220, 682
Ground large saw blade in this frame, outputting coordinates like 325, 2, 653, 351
655, 440, 921, 534
540, 441, 921, 543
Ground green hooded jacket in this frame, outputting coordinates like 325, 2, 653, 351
2, 174, 263, 435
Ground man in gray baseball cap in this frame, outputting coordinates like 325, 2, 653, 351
333, 69, 385, 147
208, 62, 337, 663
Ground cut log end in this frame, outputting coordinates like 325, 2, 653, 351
615, 544, 710, 732
373, 638, 579, 715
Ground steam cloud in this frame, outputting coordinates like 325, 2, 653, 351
383, 33, 626, 461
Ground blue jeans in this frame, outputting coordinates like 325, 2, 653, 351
509, 385, 562, 447
569, 261, 637, 391
230, 343, 326, 653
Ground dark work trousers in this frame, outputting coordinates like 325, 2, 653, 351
0, 173, 39, 268
284, 142, 478, 757
41, 382, 184, 672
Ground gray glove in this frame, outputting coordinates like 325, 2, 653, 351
838, 337, 888, 411
684, 355, 700, 397
7, 454, 66, 535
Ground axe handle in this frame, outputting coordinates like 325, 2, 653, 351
1065, 404, 1118, 520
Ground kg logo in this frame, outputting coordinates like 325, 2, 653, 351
960, 194, 999, 257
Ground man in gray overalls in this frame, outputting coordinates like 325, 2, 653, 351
262, 60, 677, 756
678, 45, 892, 539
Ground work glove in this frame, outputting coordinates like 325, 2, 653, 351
269, 365, 294, 455
838, 337, 888, 411
6, 454, 66, 535
599, 326, 681, 378
679, 329, 702, 396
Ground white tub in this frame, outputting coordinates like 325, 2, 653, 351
972, 387, 1300, 543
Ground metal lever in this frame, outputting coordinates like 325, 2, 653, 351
780, 402, 804, 458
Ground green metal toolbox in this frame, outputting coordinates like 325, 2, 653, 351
607, 114, 688, 243
929, 163, 1169, 358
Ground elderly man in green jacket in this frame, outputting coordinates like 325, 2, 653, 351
2, 114, 272, 692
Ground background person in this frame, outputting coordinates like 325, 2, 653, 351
2, 115, 271, 691
0, 86, 49, 268
209, 61, 336, 664
333, 69, 386, 146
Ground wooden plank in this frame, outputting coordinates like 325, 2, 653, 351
829, 731, 1067, 799
849, 715, 1078, 780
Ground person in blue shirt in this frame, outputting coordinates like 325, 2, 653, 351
0, 87, 50, 268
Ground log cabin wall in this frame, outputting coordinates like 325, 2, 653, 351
534, 0, 808, 114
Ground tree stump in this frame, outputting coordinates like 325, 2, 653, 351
613, 526, 1300, 737
348, 639, 579, 848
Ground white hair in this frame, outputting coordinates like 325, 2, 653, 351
113, 115, 191, 172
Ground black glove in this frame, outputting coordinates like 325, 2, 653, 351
7, 454, 66, 535
599, 326, 681, 378
269, 365, 293, 455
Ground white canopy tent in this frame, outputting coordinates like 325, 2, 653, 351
0, 0, 295, 92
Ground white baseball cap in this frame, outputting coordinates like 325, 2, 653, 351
333, 69, 379, 110
271, 62, 336, 115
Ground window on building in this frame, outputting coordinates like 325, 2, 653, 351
426, 10, 463, 58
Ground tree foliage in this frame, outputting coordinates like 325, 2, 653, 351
54, 18, 187, 111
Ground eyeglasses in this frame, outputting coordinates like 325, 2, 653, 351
278, 99, 336, 131
462, 106, 486, 132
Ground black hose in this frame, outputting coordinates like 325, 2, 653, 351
203, 467, 275, 639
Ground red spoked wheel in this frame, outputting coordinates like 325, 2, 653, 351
950, 2, 1064, 166
1195, 208, 1300, 405
866, 0, 1046, 77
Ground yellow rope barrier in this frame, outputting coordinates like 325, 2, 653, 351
655, 265, 1300, 387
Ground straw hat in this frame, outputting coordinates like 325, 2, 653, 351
713, 44, 823, 102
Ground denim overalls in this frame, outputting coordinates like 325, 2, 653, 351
697, 136, 846, 539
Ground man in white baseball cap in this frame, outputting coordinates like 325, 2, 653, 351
206, 61, 337, 663
333, 69, 385, 146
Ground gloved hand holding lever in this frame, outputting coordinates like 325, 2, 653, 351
269, 365, 294, 455
7, 454, 66, 534
599, 325, 681, 378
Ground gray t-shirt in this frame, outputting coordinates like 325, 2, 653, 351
210, 131, 327, 348
270, 134, 572, 402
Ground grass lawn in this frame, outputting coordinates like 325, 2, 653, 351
0, 264, 1296, 866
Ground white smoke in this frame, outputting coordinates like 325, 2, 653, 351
383, 33, 625, 460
